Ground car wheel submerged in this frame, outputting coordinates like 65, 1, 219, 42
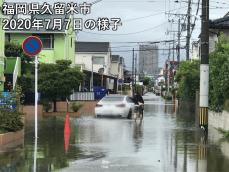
127, 109, 132, 119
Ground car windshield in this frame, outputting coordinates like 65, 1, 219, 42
102, 96, 125, 102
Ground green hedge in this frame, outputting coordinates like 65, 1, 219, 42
175, 35, 229, 112
175, 60, 200, 101
209, 36, 229, 112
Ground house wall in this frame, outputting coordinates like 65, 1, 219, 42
0, 0, 5, 91
209, 32, 218, 53
5, 57, 21, 77
75, 52, 111, 75
209, 29, 229, 53
110, 62, 119, 76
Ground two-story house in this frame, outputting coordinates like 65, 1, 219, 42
3, 13, 75, 91
5, 14, 75, 64
75, 41, 117, 91
191, 13, 229, 60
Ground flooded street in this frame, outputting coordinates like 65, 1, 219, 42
1, 93, 229, 172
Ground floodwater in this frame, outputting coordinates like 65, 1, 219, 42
0, 93, 229, 172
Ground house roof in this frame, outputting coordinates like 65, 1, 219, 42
210, 15, 229, 29
75, 42, 110, 53
5, 13, 69, 34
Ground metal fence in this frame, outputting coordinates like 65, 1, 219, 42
70, 92, 95, 101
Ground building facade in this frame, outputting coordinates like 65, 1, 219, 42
139, 44, 159, 79
110, 55, 124, 81
191, 13, 229, 60
75, 42, 117, 91
5, 14, 75, 64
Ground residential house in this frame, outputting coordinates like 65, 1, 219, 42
209, 13, 229, 52
4, 13, 75, 91
0, 0, 5, 91
5, 14, 75, 64
110, 55, 125, 92
191, 13, 229, 60
75, 41, 117, 91
110, 55, 124, 82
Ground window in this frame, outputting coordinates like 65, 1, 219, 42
5, 33, 11, 43
33, 34, 54, 49
92, 56, 105, 65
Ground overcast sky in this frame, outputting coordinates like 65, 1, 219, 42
7, 0, 229, 69
78, 0, 229, 69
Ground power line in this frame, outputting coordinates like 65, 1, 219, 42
123, 6, 188, 22
110, 47, 185, 53
80, 21, 167, 36
109, 38, 186, 48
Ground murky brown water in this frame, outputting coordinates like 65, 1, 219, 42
0, 93, 229, 172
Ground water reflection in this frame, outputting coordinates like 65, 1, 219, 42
33, 137, 38, 172
0, 94, 229, 172
132, 121, 144, 152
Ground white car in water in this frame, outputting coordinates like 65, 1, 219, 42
95, 95, 136, 118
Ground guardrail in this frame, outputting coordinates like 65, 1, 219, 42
70, 92, 95, 101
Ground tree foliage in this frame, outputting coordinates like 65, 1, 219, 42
209, 36, 229, 112
175, 60, 200, 101
143, 77, 150, 86
175, 35, 229, 112
38, 60, 84, 112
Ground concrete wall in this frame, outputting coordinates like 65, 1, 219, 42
209, 110, 229, 130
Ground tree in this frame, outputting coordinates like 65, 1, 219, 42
175, 60, 200, 101
39, 60, 84, 112
143, 77, 150, 86
209, 35, 229, 112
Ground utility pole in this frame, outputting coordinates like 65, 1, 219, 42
199, 0, 209, 130
134, 53, 137, 93
132, 48, 135, 96
173, 33, 175, 62
186, 0, 192, 60
177, 18, 181, 63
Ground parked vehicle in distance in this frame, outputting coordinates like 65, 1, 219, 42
95, 95, 135, 118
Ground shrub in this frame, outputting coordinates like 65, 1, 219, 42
209, 36, 229, 112
175, 60, 200, 101
0, 111, 24, 132
71, 102, 82, 112
0, 87, 24, 133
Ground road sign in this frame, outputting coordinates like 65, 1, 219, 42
22, 36, 42, 139
22, 36, 43, 57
